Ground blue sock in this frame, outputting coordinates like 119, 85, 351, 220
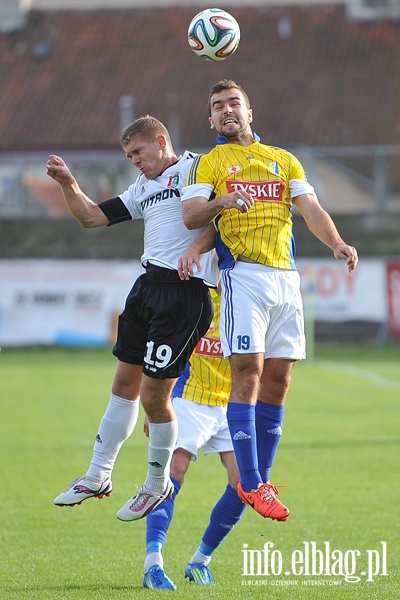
146, 476, 181, 553
227, 402, 261, 491
255, 401, 284, 482
200, 484, 246, 555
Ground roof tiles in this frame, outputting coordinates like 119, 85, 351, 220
0, 5, 400, 152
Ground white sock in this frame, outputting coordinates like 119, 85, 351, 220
86, 393, 139, 481
189, 550, 211, 566
144, 552, 163, 572
144, 420, 178, 493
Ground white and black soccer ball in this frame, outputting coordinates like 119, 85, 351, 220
188, 8, 240, 62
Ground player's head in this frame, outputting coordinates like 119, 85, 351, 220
207, 79, 250, 115
208, 79, 253, 141
120, 115, 175, 180
120, 115, 172, 149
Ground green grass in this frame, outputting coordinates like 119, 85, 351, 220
1, 345, 399, 599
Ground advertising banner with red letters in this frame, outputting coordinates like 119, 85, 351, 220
297, 258, 386, 322
0, 258, 390, 347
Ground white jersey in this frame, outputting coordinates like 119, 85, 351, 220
118, 151, 218, 286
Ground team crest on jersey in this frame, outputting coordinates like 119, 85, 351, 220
227, 165, 241, 175
167, 174, 180, 189
269, 162, 280, 175
226, 179, 284, 202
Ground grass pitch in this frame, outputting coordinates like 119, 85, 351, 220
1, 344, 399, 599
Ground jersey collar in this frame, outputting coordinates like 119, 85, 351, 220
216, 132, 261, 144
156, 155, 181, 178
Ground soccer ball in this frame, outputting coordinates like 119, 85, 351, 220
188, 8, 240, 62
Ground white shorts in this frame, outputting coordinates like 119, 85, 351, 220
220, 261, 306, 360
172, 396, 233, 461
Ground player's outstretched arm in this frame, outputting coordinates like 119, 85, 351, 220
293, 193, 358, 273
46, 155, 109, 228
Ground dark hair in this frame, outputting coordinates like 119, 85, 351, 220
120, 115, 171, 148
208, 79, 251, 115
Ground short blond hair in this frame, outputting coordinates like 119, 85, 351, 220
120, 115, 171, 148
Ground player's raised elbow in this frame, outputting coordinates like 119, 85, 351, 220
183, 214, 198, 230
78, 205, 109, 228
184, 213, 209, 230
182, 206, 199, 230
80, 219, 95, 229
76, 214, 106, 229
182, 200, 210, 230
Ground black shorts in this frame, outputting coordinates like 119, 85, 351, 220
113, 264, 214, 380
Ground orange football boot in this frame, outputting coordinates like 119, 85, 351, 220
237, 481, 290, 521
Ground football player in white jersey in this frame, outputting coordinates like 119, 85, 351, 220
46, 115, 217, 521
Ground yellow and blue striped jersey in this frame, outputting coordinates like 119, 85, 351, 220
186, 139, 309, 270
172, 289, 231, 407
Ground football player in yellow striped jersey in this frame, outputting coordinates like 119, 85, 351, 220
180, 79, 358, 521
143, 289, 246, 589
173, 287, 230, 407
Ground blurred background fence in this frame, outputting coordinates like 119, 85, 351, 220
1, 144, 400, 218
